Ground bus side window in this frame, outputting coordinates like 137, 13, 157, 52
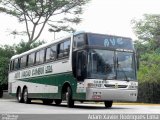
10, 60, 14, 71
57, 39, 70, 59
40, 49, 45, 63
20, 56, 27, 68
57, 43, 64, 59
46, 47, 51, 62
12, 60, 14, 70
36, 50, 45, 64
14, 58, 19, 70
73, 34, 85, 49
9, 61, 12, 71
64, 40, 71, 57
35, 51, 40, 64
50, 45, 57, 60
28, 53, 35, 66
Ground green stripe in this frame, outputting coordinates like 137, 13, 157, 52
13, 71, 86, 100
18, 71, 73, 86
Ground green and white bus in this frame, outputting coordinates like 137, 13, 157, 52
8, 32, 138, 108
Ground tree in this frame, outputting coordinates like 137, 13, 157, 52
132, 14, 160, 103
0, 45, 15, 87
132, 14, 160, 50
0, 0, 90, 45
15, 40, 45, 54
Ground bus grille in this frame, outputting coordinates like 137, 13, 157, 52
104, 84, 127, 88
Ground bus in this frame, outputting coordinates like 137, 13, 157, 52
8, 32, 138, 108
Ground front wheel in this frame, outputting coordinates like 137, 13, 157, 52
23, 88, 31, 104
66, 87, 74, 108
104, 101, 113, 108
0, 89, 3, 98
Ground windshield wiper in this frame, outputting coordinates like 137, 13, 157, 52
116, 58, 129, 82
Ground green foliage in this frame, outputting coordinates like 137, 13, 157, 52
138, 53, 160, 83
0, 57, 9, 85
133, 14, 160, 103
132, 14, 160, 49
0, 45, 15, 86
0, 45, 15, 58
15, 40, 45, 54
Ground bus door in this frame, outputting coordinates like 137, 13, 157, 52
76, 51, 87, 81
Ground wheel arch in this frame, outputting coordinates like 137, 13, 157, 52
61, 82, 72, 94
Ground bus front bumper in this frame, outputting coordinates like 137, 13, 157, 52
86, 88, 138, 101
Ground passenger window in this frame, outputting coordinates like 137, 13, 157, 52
50, 45, 57, 60
73, 34, 85, 49
12, 60, 14, 70
36, 50, 45, 64
64, 40, 70, 57
57, 39, 71, 59
10, 61, 13, 71
14, 59, 19, 70
39, 50, 45, 63
36, 51, 40, 64
58, 43, 64, 58
20, 56, 27, 68
46, 48, 51, 62
46, 45, 57, 62
28, 53, 35, 66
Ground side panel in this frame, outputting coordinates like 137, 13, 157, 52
8, 59, 77, 99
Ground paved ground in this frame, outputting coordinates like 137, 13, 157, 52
0, 99, 160, 114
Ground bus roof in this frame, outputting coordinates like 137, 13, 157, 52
11, 35, 71, 60
11, 31, 132, 60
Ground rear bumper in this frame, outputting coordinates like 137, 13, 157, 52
86, 88, 137, 101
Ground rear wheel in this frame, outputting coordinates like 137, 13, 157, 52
17, 88, 23, 103
104, 101, 113, 108
42, 99, 53, 105
23, 88, 31, 104
66, 87, 74, 108
0, 88, 3, 98
54, 99, 62, 105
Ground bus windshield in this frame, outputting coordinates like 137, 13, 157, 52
87, 49, 136, 81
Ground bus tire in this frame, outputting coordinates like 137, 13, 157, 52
23, 88, 31, 104
43, 99, 53, 105
104, 101, 113, 108
66, 87, 74, 108
0, 88, 3, 98
54, 99, 62, 105
17, 88, 24, 103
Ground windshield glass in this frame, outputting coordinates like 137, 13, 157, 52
116, 52, 136, 80
87, 49, 116, 80
87, 49, 136, 81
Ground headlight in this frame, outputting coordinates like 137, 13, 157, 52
128, 82, 138, 89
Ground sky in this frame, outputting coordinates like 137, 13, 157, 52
0, 0, 160, 45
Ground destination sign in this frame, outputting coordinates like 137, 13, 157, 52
88, 33, 134, 50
